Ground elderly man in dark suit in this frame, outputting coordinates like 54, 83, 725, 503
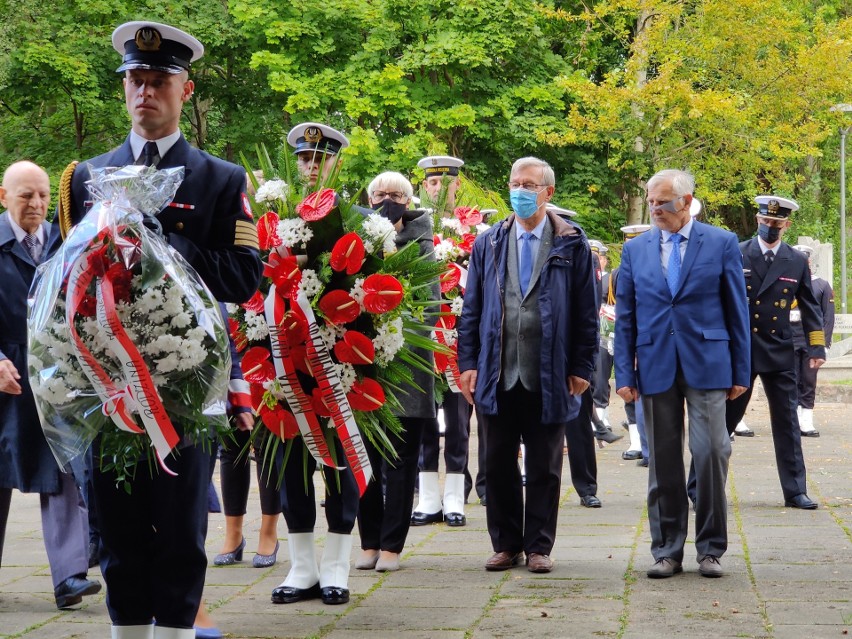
0, 161, 101, 609
59, 21, 262, 639
457, 156, 599, 574
615, 169, 751, 579
726, 197, 826, 509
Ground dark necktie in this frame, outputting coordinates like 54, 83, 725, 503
519, 232, 534, 296
141, 141, 159, 167
764, 251, 774, 266
667, 233, 683, 296
22, 233, 40, 263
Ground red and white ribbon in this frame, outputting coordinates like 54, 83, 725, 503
264, 286, 338, 469
295, 290, 372, 495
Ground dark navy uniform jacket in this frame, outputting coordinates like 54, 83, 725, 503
67, 134, 262, 304
792, 276, 834, 350
740, 238, 826, 373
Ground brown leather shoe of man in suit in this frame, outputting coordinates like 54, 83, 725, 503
485, 551, 522, 571
526, 553, 553, 573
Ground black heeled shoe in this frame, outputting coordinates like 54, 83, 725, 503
253, 541, 280, 568
271, 582, 321, 604
213, 537, 245, 566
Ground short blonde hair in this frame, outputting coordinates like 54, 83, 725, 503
367, 171, 414, 199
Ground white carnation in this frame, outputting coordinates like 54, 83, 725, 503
255, 179, 289, 203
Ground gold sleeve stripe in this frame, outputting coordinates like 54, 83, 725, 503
808, 330, 826, 346
58, 160, 79, 240
234, 220, 259, 250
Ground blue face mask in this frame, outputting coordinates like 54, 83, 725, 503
757, 223, 781, 244
510, 189, 540, 219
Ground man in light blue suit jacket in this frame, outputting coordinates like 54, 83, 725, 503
614, 169, 750, 579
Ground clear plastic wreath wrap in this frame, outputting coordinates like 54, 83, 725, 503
27, 165, 231, 476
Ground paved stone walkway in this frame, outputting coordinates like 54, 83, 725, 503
1, 387, 850, 638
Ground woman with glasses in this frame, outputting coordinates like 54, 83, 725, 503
355, 171, 439, 573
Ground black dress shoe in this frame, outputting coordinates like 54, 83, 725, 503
622, 450, 642, 460
784, 494, 818, 510
445, 512, 466, 526
580, 495, 602, 508
637, 458, 649, 467
410, 510, 443, 526
87, 541, 100, 569
55, 576, 101, 609
800, 430, 820, 438
595, 429, 624, 444
321, 586, 350, 605
271, 582, 322, 604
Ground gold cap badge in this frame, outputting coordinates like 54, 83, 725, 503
135, 27, 162, 52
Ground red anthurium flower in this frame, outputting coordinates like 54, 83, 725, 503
330, 232, 365, 275
347, 378, 386, 412
257, 211, 282, 251
233, 330, 248, 352
334, 330, 375, 365
241, 290, 266, 314
362, 274, 404, 313
433, 234, 442, 246
266, 253, 302, 299
228, 317, 241, 339
288, 343, 313, 376
311, 388, 333, 417
250, 382, 267, 412
261, 405, 299, 440
436, 304, 456, 330
434, 350, 449, 373
280, 310, 308, 345
454, 206, 483, 230
318, 289, 360, 324
296, 188, 336, 222
241, 346, 275, 383
440, 263, 462, 293
456, 233, 476, 253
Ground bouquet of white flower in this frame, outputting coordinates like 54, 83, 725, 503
27, 165, 231, 487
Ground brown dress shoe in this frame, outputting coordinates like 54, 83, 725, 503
526, 553, 553, 573
485, 551, 522, 571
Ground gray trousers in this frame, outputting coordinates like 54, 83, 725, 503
643, 368, 731, 562
0, 472, 89, 588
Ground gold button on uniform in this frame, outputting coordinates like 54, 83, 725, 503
753, 327, 759, 333
755, 300, 761, 305
175, 222, 185, 230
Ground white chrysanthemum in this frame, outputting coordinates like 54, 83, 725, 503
318, 324, 339, 350
333, 362, 357, 393
350, 278, 366, 311
254, 179, 289, 203
450, 296, 464, 316
299, 269, 322, 298
373, 317, 405, 366
444, 329, 458, 347
361, 214, 397, 255
441, 217, 464, 234
178, 340, 207, 370
35, 376, 75, 405
225, 303, 240, 314
155, 353, 181, 374
278, 218, 313, 248
244, 310, 269, 342
362, 239, 375, 254
434, 239, 461, 262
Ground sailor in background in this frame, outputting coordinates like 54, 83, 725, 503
790, 244, 835, 437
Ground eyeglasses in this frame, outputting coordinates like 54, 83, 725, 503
372, 191, 408, 202
508, 182, 546, 191
647, 197, 683, 214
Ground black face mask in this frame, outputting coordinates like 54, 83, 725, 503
372, 199, 407, 224
757, 223, 781, 244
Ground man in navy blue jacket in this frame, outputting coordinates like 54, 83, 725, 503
615, 169, 750, 579
62, 21, 262, 639
457, 157, 599, 574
